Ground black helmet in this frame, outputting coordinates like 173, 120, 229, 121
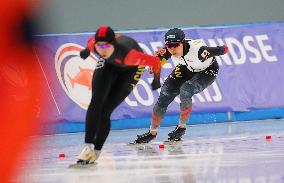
95, 26, 115, 43
164, 28, 185, 43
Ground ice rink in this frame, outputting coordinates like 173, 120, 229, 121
14, 119, 284, 183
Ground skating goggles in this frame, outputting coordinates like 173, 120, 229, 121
95, 43, 111, 49
165, 42, 182, 48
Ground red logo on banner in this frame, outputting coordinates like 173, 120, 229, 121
55, 43, 98, 109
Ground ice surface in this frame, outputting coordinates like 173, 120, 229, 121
14, 119, 284, 183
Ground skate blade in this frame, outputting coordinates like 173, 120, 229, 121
163, 139, 183, 145
68, 162, 97, 169
127, 141, 151, 146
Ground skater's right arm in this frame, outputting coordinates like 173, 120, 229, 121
147, 47, 171, 73
147, 48, 171, 90
154, 47, 172, 65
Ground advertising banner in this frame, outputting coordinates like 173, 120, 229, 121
35, 23, 284, 123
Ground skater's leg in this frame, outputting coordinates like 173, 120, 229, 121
94, 66, 144, 150
179, 71, 217, 127
76, 64, 116, 164
168, 72, 217, 140
165, 84, 193, 141
150, 78, 180, 131
134, 65, 190, 144
150, 65, 190, 132
84, 64, 115, 144
134, 81, 180, 143
178, 83, 193, 128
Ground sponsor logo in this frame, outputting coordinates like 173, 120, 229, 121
167, 35, 176, 39
55, 43, 99, 109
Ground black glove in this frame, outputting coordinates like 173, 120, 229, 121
151, 72, 161, 90
80, 48, 90, 59
151, 66, 162, 90
151, 78, 161, 90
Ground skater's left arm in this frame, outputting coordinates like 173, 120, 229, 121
198, 45, 228, 61
124, 49, 161, 74
124, 49, 162, 90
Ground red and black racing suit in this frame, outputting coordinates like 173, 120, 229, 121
83, 35, 159, 150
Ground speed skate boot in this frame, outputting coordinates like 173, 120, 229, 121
168, 125, 186, 141
134, 131, 157, 144
76, 144, 100, 165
